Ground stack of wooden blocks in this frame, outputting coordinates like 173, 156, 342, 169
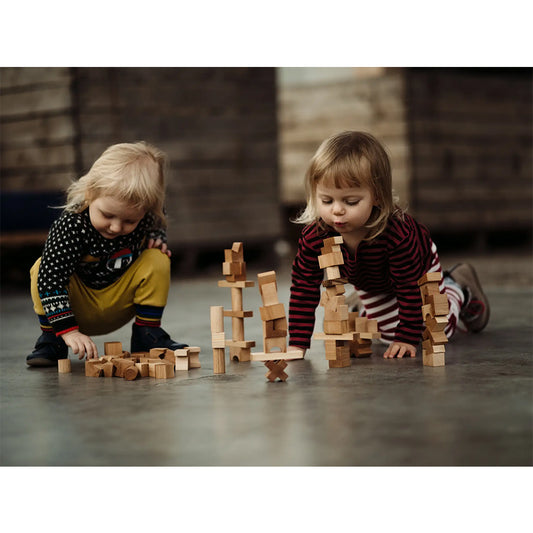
217, 242, 255, 362
78, 341, 201, 379
418, 272, 449, 367
313, 236, 380, 367
250, 270, 303, 382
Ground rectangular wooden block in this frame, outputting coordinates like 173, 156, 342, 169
85, 360, 104, 377
102, 362, 115, 377
318, 251, 344, 269
260, 281, 279, 306
259, 302, 286, 321
263, 318, 287, 338
326, 284, 346, 296
426, 315, 448, 332
265, 336, 287, 353
323, 236, 344, 249
420, 282, 441, 301
425, 327, 448, 345
428, 293, 449, 316
175, 355, 189, 371
104, 341, 123, 356
418, 271, 443, 286
257, 271, 277, 287
218, 280, 254, 288
324, 320, 349, 335
211, 332, 226, 349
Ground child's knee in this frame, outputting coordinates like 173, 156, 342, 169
140, 248, 171, 274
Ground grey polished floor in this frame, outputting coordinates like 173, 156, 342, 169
1, 266, 532, 466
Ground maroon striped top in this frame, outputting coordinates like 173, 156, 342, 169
289, 213, 435, 348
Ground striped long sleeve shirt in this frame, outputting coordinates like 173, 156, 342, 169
288, 213, 435, 349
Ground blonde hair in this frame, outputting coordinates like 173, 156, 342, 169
64, 141, 167, 228
293, 131, 403, 241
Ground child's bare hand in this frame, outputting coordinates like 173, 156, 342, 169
148, 238, 171, 257
383, 342, 416, 359
61, 330, 98, 360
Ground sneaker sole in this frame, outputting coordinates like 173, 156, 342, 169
26, 356, 66, 367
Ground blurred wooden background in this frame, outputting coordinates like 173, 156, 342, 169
1, 67, 531, 279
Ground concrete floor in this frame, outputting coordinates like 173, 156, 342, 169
1, 255, 532, 466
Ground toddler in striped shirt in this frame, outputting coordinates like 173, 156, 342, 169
288, 131, 489, 359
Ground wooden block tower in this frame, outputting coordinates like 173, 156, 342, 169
313, 236, 380, 367
217, 242, 255, 362
251, 271, 303, 382
418, 272, 449, 366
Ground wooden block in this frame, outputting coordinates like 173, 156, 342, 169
85, 360, 104, 377
326, 284, 346, 296
260, 281, 279, 306
420, 282, 441, 301
323, 236, 344, 249
320, 244, 342, 255
102, 362, 115, 377
425, 315, 448, 332
223, 310, 253, 318
322, 278, 348, 287
428, 293, 449, 316
251, 351, 303, 362
422, 339, 446, 355
257, 271, 277, 287
175, 353, 189, 371
265, 336, 287, 353
188, 348, 201, 369
104, 341, 123, 356
423, 351, 445, 367
313, 332, 357, 341
325, 266, 341, 280
135, 362, 149, 377
259, 302, 286, 321
114, 359, 134, 378
58, 358, 71, 373
425, 327, 448, 345
421, 303, 434, 321
328, 356, 351, 368
318, 251, 344, 269
123, 365, 139, 381
263, 317, 287, 338
324, 304, 349, 322
218, 280, 254, 288
323, 320, 349, 334
211, 332, 226, 349
154, 362, 174, 379
210, 306, 226, 374
265, 360, 289, 382
418, 272, 443, 286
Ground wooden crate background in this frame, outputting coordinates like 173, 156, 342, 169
1, 67, 282, 250
277, 67, 532, 243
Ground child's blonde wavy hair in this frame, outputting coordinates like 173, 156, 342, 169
64, 141, 167, 228
293, 131, 403, 241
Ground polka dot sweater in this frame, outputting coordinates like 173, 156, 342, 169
37, 208, 166, 335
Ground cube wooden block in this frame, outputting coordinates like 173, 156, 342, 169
323, 320, 349, 335
211, 332, 226, 349
154, 362, 174, 379
422, 350, 445, 367
325, 266, 341, 280
104, 341, 123, 356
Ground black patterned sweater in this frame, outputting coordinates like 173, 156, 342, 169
37, 208, 166, 336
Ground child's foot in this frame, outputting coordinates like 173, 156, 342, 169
26, 332, 68, 366
446, 263, 490, 332
130, 324, 188, 353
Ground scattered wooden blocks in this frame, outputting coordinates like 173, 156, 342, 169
418, 271, 448, 366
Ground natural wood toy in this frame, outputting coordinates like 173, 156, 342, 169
313, 236, 380, 367
418, 272, 449, 366
175, 346, 202, 371
83, 341, 182, 379
217, 242, 255, 361
251, 271, 303, 382
58, 358, 72, 373
210, 305, 226, 374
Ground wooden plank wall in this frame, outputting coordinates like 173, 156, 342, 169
277, 68, 411, 209
0, 67, 78, 193
405, 68, 532, 234
1, 67, 282, 250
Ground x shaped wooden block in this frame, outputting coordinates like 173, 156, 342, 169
265, 360, 288, 382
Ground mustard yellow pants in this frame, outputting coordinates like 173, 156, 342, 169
30, 248, 170, 336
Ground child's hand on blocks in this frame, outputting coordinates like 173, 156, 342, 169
61, 330, 99, 360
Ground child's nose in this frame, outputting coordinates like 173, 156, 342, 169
332, 202, 345, 215
109, 220, 122, 233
